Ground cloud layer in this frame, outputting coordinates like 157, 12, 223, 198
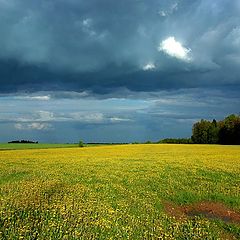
1, 87, 239, 142
0, 0, 239, 94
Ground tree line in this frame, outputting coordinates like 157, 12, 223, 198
157, 138, 192, 144
191, 114, 240, 145
8, 140, 38, 144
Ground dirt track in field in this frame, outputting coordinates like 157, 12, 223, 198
164, 201, 240, 225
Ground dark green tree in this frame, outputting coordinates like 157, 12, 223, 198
208, 119, 220, 144
192, 114, 240, 145
191, 119, 212, 143
78, 140, 84, 147
218, 114, 240, 144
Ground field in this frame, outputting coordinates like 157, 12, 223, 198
0, 143, 78, 150
0, 144, 240, 239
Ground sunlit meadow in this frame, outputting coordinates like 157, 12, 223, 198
0, 144, 240, 239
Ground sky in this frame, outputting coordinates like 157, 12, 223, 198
0, 0, 240, 143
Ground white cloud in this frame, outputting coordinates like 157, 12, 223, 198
158, 37, 191, 61
143, 62, 156, 71
14, 122, 52, 131
81, 18, 96, 36
82, 18, 92, 27
70, 112, 104, 123
37, 111, 54, 121
170, 2, 178, 12
109, 117, 132, 122
158, 2, 178, 17
65, 113, 133, 124
50, 91, 89, 99
14, 123, 24, 130
158, 11, 167, 17
3, 109, 132, 125
28, 95, 50, 101
10, 111, 55, 123
15, 95, 50, 101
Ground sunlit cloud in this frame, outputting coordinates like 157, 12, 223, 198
143, 62, 156, 71
24, 95, 50, 101
158, 37, 191, 61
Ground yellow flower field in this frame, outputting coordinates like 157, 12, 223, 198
0, 144, 240, 239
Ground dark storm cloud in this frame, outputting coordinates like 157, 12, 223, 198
0, 0, 240, 94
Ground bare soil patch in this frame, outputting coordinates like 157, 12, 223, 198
164, 201, 240, 225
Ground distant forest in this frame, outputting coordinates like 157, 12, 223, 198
8, 140, 38, 144
191, 114, 240, 145
159, 114, 240, 145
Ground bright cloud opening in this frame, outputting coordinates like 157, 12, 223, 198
158, 36, 191, 61
143, 62, 156, 71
